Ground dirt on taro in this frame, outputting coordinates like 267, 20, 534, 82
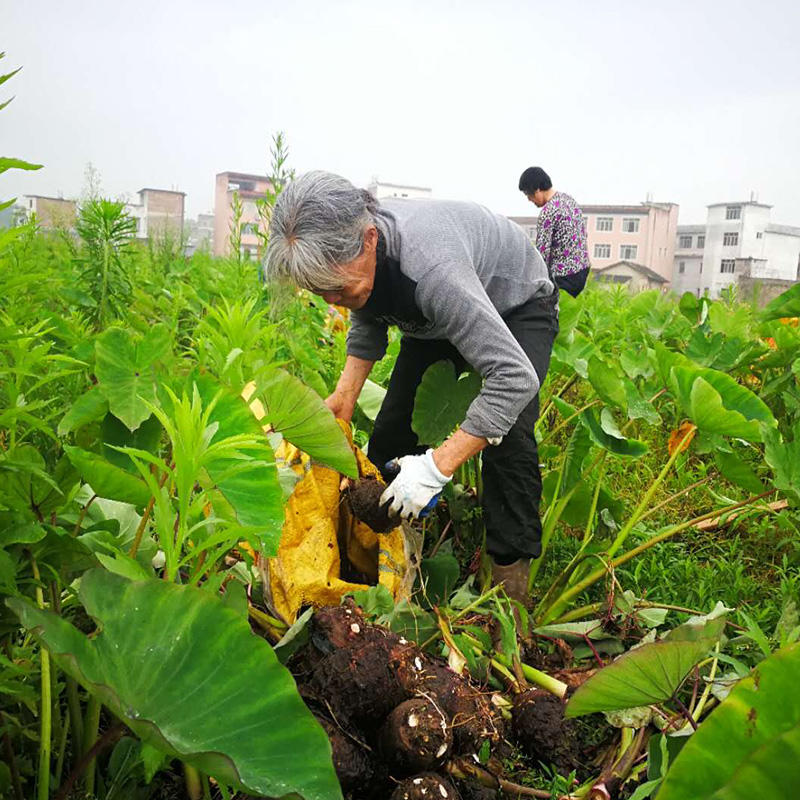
284, 600, 613, 800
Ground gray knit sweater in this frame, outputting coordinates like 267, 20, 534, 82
347, 198, 555, 440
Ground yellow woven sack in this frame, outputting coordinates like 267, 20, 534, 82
245, 388, 409, 627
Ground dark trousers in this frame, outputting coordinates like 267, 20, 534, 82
555, 268, 589, 298
368, 293, 558, 562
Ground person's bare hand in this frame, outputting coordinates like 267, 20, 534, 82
324, 392, 355, 422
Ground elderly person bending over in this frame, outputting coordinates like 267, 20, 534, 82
265, 171, 558, 600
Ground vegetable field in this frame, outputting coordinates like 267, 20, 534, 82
3, 107, 800, 800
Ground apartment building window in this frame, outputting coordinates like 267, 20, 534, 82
697, 235, 705, 247
726, 206, 741, 220
528, 227, 536, 238
241, 223, 258, 236
679, 261, 686, 274
723, 232, 739, 246
596, 217, 613, 232
720, 259, 735, 274
622, 218, 640, 233
594, 243, 611, 258
679, 235, 693, 248
756, 232, 763, 239
620, 245, 638, 260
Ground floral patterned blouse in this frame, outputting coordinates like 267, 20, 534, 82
536, 191, 590, 277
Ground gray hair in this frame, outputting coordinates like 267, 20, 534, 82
264, 171, 378, 291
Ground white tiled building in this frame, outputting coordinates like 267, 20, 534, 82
672, 201, 800, 298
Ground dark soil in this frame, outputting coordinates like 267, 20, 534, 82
348, 476, 396, 532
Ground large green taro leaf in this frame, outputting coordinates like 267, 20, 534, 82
587, 355, 627, 411
57, 387, 109, 436
64, 445, 151, 508
657, 643, 800, 800
761, 283, 800, 322
194, 377, 284, 553
7, 570, 342, 800
669, 365, 776, 442
763, 423, 800, 506
581, 408, 648, 458
412, 361, 482, 446
566, 613, 726, 717
254, 369, 357, 478
95, 325, 172, 431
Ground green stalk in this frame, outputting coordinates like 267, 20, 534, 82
538, 398, 601, 446
537, 490, 773, 624
184, 763, 203, 800
32, 558, 51, 800
54, 710, 69, 788
461, 633, 567, 698
606, 425, 697, 560
582, 457, 608, 546
65, 679, 83, 764
82, 696, 101, 795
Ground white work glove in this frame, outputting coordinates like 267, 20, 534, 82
379, 449, 452, 520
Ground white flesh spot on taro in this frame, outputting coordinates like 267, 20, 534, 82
439, 786, 449, 798
436, 743, 448, 757
414, 656, 423, 670
399, 637, 408, 644
413, 778, 423, 785
350, 623, 360, 633
407, 713, 419, 727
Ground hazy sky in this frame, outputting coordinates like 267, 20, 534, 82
4, 0, 800, 224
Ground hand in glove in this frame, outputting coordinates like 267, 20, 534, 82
380, 449, 452, 520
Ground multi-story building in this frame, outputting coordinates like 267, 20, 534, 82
672, 201, 800, 299
23, 195, 77, 229
671, 225, 706, 295
367, 179, 432, 200
213, 171, 272, 258
126, 188, 185, 240
24, 188, 185, 242
185, 213, 215, 255
509, 200, 679, 285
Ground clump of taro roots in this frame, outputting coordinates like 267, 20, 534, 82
347, 475, 396, 533
290, 600, 501, 799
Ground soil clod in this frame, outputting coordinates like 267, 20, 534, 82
348, 476, 396, 532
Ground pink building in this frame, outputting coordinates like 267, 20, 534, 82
510, 200, 679, 285
213, 171, 272, 258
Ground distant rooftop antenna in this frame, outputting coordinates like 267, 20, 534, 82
750, 190, 758, 202
645, 191, 653, 203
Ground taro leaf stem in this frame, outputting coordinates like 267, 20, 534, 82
82, 696, 101, 795
537, 489, 773, 624
31, 557, 51, 800
53, 723, 124, 800
460, 632, 568, 698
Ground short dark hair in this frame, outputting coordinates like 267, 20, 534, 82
518, 167, 552, 194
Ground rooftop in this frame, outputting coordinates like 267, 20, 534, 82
677, 224, 706, 233
217, 171, 270, 181
707, 200, 772, 209
24, 194, 75, 203
594, 260, 668, 283
766, 223, 800, 237
138, 187, 186, 196
370, 181, 432, 192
